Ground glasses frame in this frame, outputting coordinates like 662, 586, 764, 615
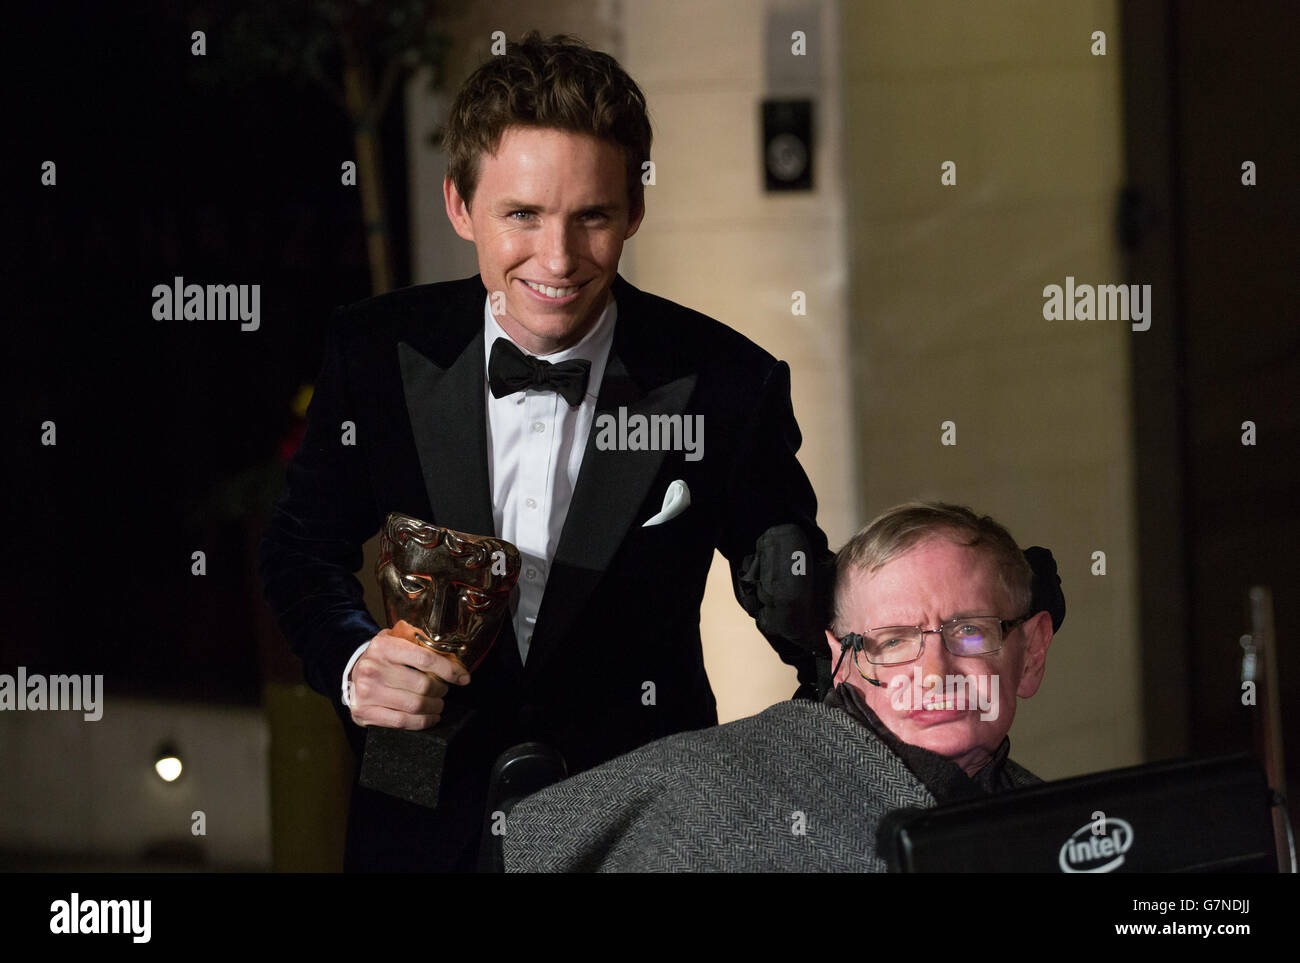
838, 613, 1033, 672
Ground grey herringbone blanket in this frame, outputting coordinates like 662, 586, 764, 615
503, 700, 1039, 872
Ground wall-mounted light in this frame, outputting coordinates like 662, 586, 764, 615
154, 742, 183, 782
762, 99, 813, 192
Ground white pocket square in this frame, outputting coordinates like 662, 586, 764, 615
642, 479, 690, 527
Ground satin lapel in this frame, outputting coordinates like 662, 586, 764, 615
398, 338, 496, 539
525, 278, 698, 677
399, 337, 525, 679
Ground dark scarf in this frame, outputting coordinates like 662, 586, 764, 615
825, 682, 1016, 803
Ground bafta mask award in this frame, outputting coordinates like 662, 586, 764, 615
359, 512, 521, 808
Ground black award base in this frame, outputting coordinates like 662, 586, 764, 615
358, 701, 474, 809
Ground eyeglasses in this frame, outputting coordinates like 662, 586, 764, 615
838, 614, 1031, 670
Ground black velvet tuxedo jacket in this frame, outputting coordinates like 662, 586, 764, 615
259, 273, 831, 871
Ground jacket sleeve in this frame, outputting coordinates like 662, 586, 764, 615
718, 359, 834, 697
258, 314, 384, 710
504, 767, 669, 872
503, 741, 708, 872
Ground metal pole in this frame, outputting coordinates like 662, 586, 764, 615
1245, 586, 1289, 871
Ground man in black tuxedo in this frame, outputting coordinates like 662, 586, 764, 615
260, 31, 831, 871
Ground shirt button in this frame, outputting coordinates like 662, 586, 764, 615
526, 567, 537, 580
531, 421, 545, 433
525, 497, 537, 509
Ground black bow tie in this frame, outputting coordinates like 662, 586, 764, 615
487, 338, 592, 407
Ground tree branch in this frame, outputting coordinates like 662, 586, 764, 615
367, 54, 409, 128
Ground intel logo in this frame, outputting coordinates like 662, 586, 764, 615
1058, 818, 1134, 873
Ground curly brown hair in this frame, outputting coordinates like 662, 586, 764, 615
443, 31, 653, 217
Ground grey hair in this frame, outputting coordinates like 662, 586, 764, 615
830, 501, 1032, 633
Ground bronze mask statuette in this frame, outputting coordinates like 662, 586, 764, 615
360, 512, 521, 809
376, 512, 521, 672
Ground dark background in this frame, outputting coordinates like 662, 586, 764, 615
1120, 2, 1299, 811
6, 0, 411, 703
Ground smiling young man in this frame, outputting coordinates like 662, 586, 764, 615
444, 124, 638, 356
503, 502, 1064, 872
260, 31, 832, 872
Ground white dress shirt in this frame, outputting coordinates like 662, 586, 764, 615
342, 293, 617, 704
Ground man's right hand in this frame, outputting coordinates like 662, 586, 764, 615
347, 620, 471, 729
